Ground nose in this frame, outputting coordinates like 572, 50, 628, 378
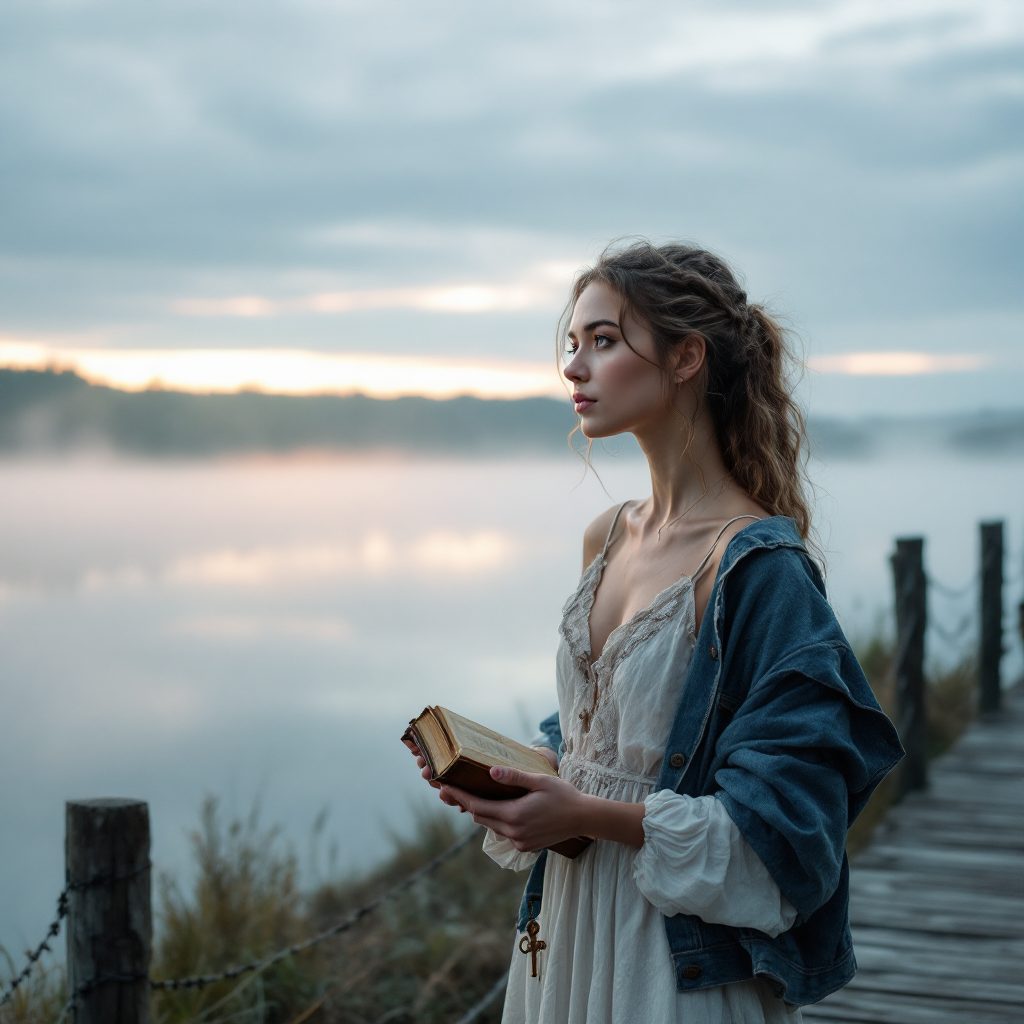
564, 352, 587, 384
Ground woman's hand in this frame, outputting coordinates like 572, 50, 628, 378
534, 745, 559, 772
441, 766, 647, 850
401, 737, 446, 794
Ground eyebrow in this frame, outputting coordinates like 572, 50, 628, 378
567, 318, 620, 340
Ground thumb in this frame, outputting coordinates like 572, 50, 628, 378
490, 765, 549, 790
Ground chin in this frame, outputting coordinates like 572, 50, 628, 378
579, 417, 630, 440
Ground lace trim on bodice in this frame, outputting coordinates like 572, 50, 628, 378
558, 552, 607, 666
558, 557, 694, 678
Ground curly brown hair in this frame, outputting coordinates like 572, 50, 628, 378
560, 240, 812, 538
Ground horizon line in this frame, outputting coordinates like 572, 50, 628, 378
0, 341, 994, 402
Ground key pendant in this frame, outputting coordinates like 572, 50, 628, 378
518, 901, 547, 978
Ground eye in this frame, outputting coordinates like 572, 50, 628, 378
565, 339, 579, 355
594, 333, 615, 349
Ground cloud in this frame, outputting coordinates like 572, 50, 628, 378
173, 282, 562, 318
808, 351, 990, 375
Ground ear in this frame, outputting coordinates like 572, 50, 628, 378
671, 334, 706, 386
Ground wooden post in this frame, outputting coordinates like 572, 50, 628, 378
891, 537, 927, 797
66, 799, 152, 1024
979, 521, 1003, 715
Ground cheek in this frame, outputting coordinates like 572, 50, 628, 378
596, 350, 665, 406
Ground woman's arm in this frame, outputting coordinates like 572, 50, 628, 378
634, 789, 797, 937
439, 765, 646, 849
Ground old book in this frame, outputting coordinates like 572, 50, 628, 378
402, 706, 592, 859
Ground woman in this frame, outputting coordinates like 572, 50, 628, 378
408, 242, 902, 1023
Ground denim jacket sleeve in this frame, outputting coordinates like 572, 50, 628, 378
532, 710, 564, 763
705, 543, 903, 921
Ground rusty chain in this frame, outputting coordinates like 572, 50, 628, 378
0, 861, 150, 1010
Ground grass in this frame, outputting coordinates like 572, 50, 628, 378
0, 956, 65, 1024
148, 801, 522, 1024
2, 636, 981, 1024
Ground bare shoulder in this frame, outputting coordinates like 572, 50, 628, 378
582, 504, 625, 569
698, 499, 770, 577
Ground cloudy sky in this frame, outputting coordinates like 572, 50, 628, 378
1, 0, 1021, 413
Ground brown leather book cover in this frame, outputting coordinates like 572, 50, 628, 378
403, 707, 593, 860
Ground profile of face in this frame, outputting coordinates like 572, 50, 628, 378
563, 281, 704, 440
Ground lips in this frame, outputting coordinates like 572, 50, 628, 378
573, 392, 596, 412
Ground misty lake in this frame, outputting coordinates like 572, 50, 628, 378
2, 448, 1022, 951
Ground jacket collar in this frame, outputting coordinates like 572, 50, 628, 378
717, 515, 807, 580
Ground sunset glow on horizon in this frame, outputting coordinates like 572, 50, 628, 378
0, 341, 569, 401
0, 341, 992, 401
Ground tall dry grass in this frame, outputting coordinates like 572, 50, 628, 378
149, 802, 520, 1024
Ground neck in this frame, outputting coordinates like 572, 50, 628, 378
632, 408, 732, 530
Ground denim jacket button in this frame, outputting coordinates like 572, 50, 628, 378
709, 645, 719, 660
669, 752, 686, 769
682, 964, 702, 980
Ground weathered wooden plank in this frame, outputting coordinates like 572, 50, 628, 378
919, 777, 1023, 802
856, 828, 1024, 853
854, 844, 1024, 875
853, 943, 1024, 986
848, 866, 1024, 905
893, 795, 1024, 818
802, 989, 1024, 1023
849, 879, 1024, 918
843, 970, 1024, 1003
850, 924, 1024, 960
889, 806, 1024, 830
848, 902, 1023, 938
850, 867, 1024, 898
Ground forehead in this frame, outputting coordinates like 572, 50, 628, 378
569, 281, 621, 331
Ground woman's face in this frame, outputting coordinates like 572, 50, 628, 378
563, 282, 675, 439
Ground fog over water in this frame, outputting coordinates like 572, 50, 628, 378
1, 448, 1022, 952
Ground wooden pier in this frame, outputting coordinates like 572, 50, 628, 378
804, 682, 1024, 1023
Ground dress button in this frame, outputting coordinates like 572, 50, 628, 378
669, 752, 686, 769
709, 645, 718, 660
682, 964, 702, 981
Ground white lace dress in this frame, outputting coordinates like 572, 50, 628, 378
484, 532, 801, 1024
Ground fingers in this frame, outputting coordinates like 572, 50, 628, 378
439, 784, 476, 813
489, 765, 551, 791
440, 785, 528, 828
532, 746, 559, 772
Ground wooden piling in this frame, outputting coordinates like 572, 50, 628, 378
979, 521, 1003, 715
65, 799, 152, 1024
891, 537, 927, 797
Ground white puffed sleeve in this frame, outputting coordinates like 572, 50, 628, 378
482, 829, 541, 872
633, 789, 798, 937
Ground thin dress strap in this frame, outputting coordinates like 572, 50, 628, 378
601, 501, 631, 557
690, 514, 761, 585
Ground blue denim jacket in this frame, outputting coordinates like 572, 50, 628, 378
519, 516, 903, 1006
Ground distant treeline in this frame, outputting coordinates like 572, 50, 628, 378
0, 368, 579, 456
1, 368, 1022, 458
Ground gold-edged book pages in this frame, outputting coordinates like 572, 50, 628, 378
402, 705, 592, 860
